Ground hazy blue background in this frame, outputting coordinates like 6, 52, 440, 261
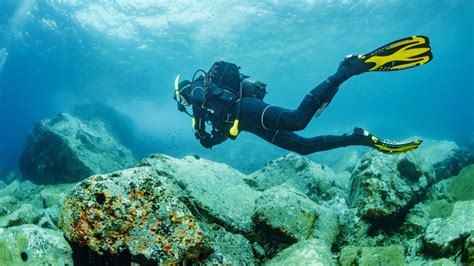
0, 0, 473, 172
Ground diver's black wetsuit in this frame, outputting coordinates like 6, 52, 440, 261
190, 64, 367, 155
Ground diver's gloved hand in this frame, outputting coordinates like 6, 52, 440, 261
338, 55, 371, 76
352, 127, 423, 154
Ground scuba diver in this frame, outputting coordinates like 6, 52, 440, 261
173, 36, 433, 155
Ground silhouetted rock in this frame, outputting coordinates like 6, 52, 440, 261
245, 153, 346, 202
18, 113, 136, 184
348, 150, 435, 225
60, 167, 211, 264
465, 234, 474, 265
0, 224, 72, 264
265, 239, 334, 265
423, 200, 474, 257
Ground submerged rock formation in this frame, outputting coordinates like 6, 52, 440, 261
252, 183, 338, 254
19, 113, 136, 184
348, 150, 435, 225
60, 167, 211, 263
245, 153, 346, 202
0, 224, 73, 265
423, 200, 474, 257
265, 239, 334, 265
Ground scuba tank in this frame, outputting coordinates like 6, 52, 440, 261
240, 74, 267, 100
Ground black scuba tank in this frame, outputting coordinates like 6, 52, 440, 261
240, 75, 267, 100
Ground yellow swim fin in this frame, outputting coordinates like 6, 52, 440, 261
360, 35, 433, 71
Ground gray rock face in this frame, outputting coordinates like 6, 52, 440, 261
0, 196, 19, 216
339, 245, 405, 266
423, 200, 474, 257
264, 239, 334, 266
0, 224, 73, 265
200, 223, 254, 265
416, 140, 474, 181
252, 183, 339, 254
139, 154, 261, 234
348, 150, 435, 222
19, 113, 136, 184
245, 153, 345, 202
60, 167, 211, 263
0, 204, 43, 227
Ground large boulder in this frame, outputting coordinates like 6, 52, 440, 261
416, 140, 474, 181
59, 167, 211, 264
245, 153, 345, 202
0, 224, 73, 265
339, 245, 405, 266
348, 150, 435, 224
252, 184, 338, 256
423, 200, 474, 257
0, 196, 19, 216
264, 239, 334, 265
138, 154, 261, 234
18, 113, 136, 184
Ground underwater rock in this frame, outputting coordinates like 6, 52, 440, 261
18, 113, 136, 184
245, 153, 345, 202
60, 167, 211, 263
423, 200, 474, 257
0, 203, 43, 227
348, 150, 435, 225
252, 183, 339, 255
0, 196, 19, 216
264, 238, 334, 266
39, 183, 76, 208
37, 215, 58, 230
199, 222, 254, 265
339, 245, 405, 266
0, 224, 73, 265
139, 154, 261, 234
0, 179, 41, 203
416, 140, 474, 181
402, 199, 454, 238
446, 164, 474, 201
465, 234, 474, 265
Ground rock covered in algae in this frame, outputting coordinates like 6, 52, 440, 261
138, 153, 261, 234
245, 153, 345, 202
348, 150, 435, 222
264, 239, 334, 266
339, 245, 405, 266
252, 183, 339, 250
423, 200, 474, 257
19, 113, 136, 184
59, 166, 211, 263
0, 224, 73, 265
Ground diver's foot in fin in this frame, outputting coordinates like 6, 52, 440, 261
352, 127, 422, 154
338, 54, 371, 76
339, 35, 433, 76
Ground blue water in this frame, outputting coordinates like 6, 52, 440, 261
0, 0, 473, 170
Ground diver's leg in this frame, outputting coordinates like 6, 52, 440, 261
262, 56, 367, 131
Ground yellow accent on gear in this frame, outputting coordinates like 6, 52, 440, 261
365, 36, 431, 71
230, 120, 240, 137
192, 117, 196, 128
